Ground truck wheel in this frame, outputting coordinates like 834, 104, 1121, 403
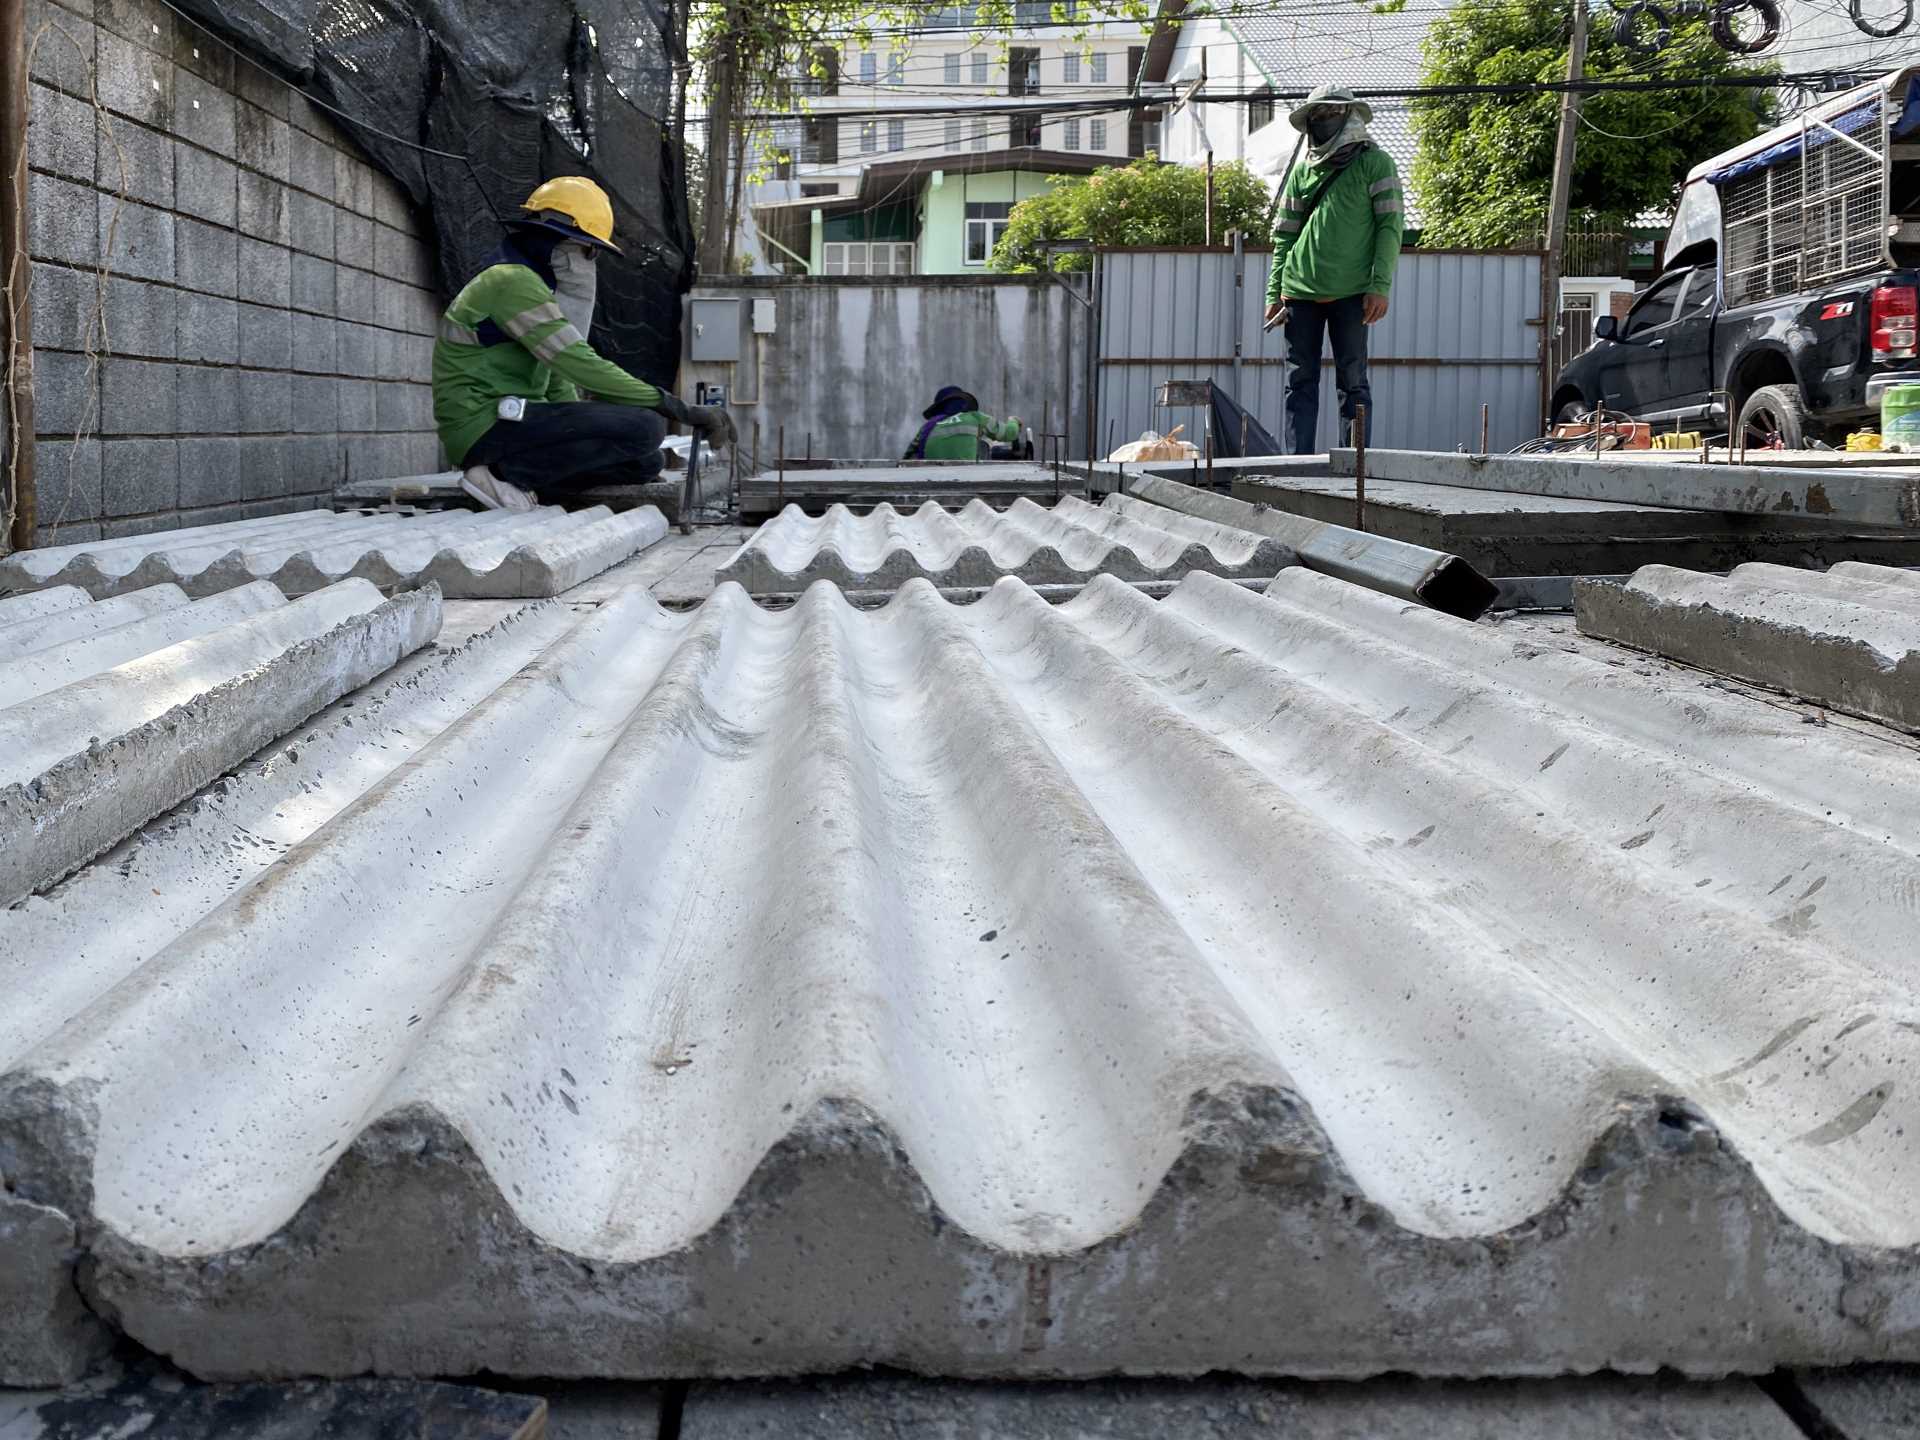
1553, 398, 1589, 426
1737, 384, 1808, 451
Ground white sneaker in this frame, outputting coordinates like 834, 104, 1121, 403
460, 465, 536, 513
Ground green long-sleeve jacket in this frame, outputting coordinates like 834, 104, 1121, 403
1264, 146, 1405, 305
433, 263, 664, 467
916, 411, 1020, 460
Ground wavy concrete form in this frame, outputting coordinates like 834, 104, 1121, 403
1576, 561, 1920, 731
716, 493, 1295, 594
0, 504, 668, 601
0, 578, 442, 909
6, 571, 1920, 1383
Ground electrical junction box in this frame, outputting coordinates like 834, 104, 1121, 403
696, 382, 729, 407
689, 298, 742, 362
752, 299, 777, 335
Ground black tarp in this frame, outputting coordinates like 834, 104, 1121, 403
1208, 381, 1283, 458
169, 0, 692, 385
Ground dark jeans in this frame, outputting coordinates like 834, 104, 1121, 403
1283, 295, 1371, 455
465, 401, 668, 492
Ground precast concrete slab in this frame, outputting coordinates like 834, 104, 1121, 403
717, 494, 1294, 595
10, 572, 1920, 1380
1575, 562, 1920, 731
0, 578, 442, 908
676, 1374, 1804, 1439
0, 505, 668, 600
739, 462, 1081, 517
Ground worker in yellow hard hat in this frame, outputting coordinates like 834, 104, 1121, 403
432, 175, 734, 511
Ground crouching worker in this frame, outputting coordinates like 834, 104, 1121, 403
434, 176, 735, 511
906, 386, 1022, 460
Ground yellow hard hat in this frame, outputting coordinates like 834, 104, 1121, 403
520, 176, 621, 254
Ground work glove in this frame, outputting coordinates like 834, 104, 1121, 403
655, 392, 736, 446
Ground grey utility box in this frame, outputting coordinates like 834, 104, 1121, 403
689, 298, 743, 362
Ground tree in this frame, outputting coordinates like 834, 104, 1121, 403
1410, 0, 1778, 248
990, 157, 1275, 272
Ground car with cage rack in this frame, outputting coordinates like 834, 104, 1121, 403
1550, 64, 1920, 449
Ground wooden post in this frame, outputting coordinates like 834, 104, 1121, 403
2, 0, 35, 552
1480, 402, 1490, 456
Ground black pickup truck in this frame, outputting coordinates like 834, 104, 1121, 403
1551, 66, 1920, 448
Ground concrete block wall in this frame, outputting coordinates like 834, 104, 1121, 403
22, 0, 443, 546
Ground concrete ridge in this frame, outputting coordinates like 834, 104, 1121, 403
717, 494, 1295, 594
6, 572, 1920, 1379
1574, 561, 1920, 731
0, 506, 670, 600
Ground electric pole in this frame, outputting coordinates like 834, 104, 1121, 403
1541, 0, 1588, 419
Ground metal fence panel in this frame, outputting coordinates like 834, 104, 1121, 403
1095, 248, 1545, 459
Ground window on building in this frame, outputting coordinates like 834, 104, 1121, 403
824, 241, 917, 276
888, 118, 905, 151
888, 52, 904, 84
1009, 46, 1040, 95
801, 182, 839, 196
1089, 51, 1108, 83
965, 201, 1013, 265
924, 5, 971, 25
1011, 112, 1042, 148
800, 48, 839, 96
860, 120, 877, 154
1248, 87, 1275, 133
1015, 0, 1048, 23
1063, 52, 1080, 84
944, 52, 961, 84
1090, 117, 1107, 150
802, 117, 839, 164
945, 117, 962, 147
1064, 117, 1081, 151
1128, 107, 1161, 157
860, 51, 877, 84
1126, 45, 1145, 88
970, 50, 989, 84
971, 116, 989, 151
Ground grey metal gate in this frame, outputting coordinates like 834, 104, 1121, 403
1094, 246, 1547, 458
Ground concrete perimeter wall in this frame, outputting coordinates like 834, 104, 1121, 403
683, 275, 1094, 465
20, 0, 443, 547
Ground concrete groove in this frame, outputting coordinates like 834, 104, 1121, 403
5, 570, 1920, 1379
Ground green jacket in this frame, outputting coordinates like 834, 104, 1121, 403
1265, 146, 1405, 305
917, 411, 1020, 461
433, 263, 664, 467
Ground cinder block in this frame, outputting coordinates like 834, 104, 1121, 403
285, 93, 332, 139
237, 369, 292, 433
98, 118, 174, 208
100, 276, 176, 360
292, 376, 339, 434
170, 66, 235, 155
287, 435, 343, 493
95, 28, 170, 126
28, 172, 101, 267
102, 512, 183, 539
334, 264, 376, 323
229, 55, 287, 119
337, 378, 377, 430
234, 103, 291, 181
291, 252, 336, 315
95, 0, 172, 53
32, 439, 103, 524
172, 19, 234, 89
371, 179, 414, 232
376, 381, 430, 432
374, 327, 416, 382
288, 192, 336, 258
406, 284, 442, 334
174, 217, 236, 296
237, 302, 291, 369
29, 82, 95, 182
176, 145, 237, 226
176, 290, 238, 363
375, 276, 414, 331
26, 0, 95, 94
335, 321, 378, 377
237, 168, 291, 244
239, 436, 289, 499
99, 356, 178, 434
174, 502, 249, 527
290, 127, 335, 198
292, 311, 336, 371
32, 351, 97, 436
350, 158, 376, 217
101, 437, 179, 516
176, 365, 240, 432
31, 263, 92, 352
236, 236, 291, 306
371, 222, 414, 280
36, 521, 102, 546
98, 196, 175, 283
333, 208, 373, 264
178, 436, 244, 507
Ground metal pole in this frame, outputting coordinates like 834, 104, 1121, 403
1480, 402, 1490, 456
778, 423, 786, 507
1352, 406, 1367, 531
1205, 150, 1214, 247
2, 0, 35, 553
1540, 0, 1589, 428
1231, 229, 1245, 420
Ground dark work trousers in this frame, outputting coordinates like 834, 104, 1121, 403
1282, 295, 1372, 455
464, 401, 669, 492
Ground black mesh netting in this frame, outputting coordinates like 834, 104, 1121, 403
170, 0, 693, 385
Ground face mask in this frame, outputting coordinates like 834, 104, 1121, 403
1307, 110, 1347, 147
551, 243, 598, 336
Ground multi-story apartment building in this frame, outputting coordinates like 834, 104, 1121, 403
748, 6, 1158, 274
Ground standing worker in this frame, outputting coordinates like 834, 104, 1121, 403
434, 176, 735, 511
1261, 86, 1405, 455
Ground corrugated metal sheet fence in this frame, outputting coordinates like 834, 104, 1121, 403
1095, 248, 1547, 458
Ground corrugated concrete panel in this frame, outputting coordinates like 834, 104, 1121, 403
1794, 1367, 1920, 1439
8, 572, 1920, 1380
0, 578, 442, 908
1576, 562, 1920, 731
1095, 249, 1543, 458
0, 505, 668, 600
716, 494, 1293, 594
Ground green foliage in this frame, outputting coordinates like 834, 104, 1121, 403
990, 157, 1275, 271
1410, 0, 1778, 248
